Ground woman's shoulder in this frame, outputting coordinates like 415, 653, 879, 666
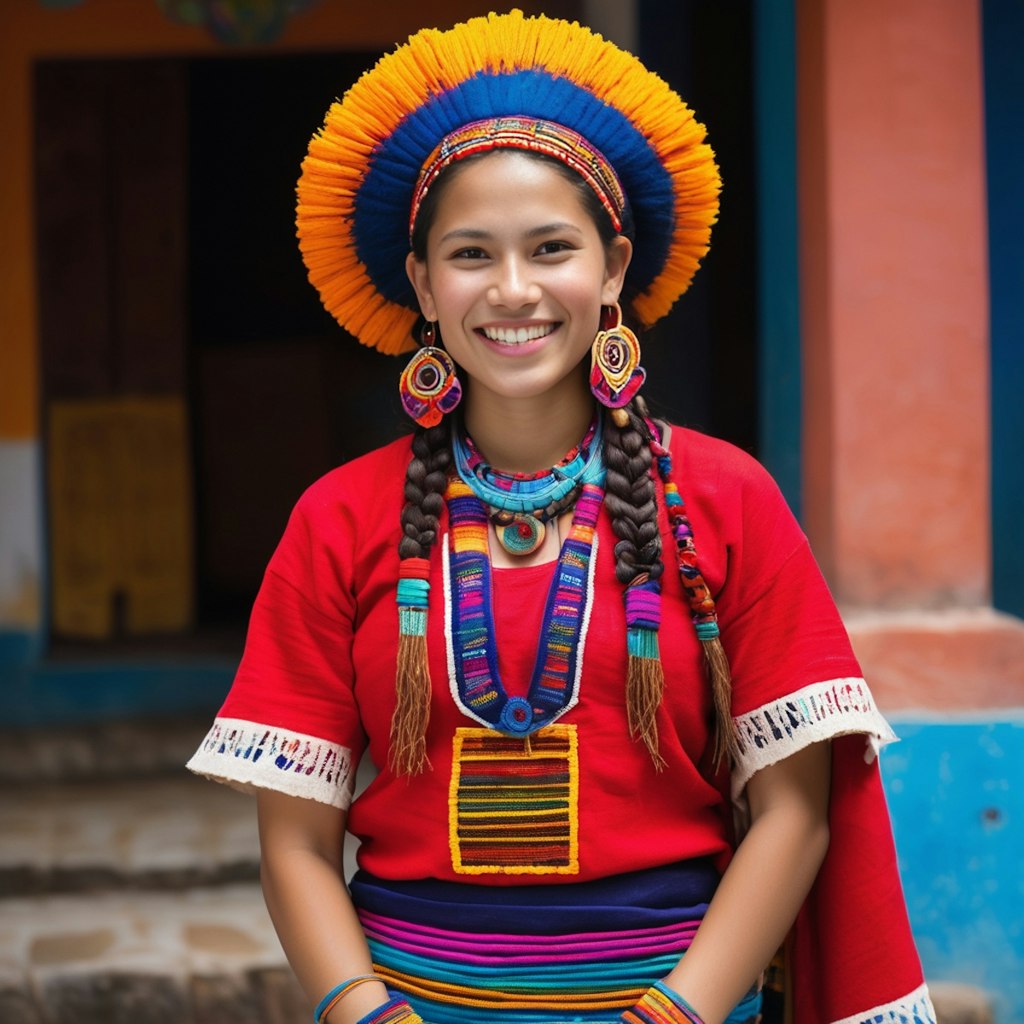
663, 424, 785, 505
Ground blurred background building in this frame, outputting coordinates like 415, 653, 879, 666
0, 0, 1021, 1021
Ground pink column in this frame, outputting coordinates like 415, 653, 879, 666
797, 0, 990, 610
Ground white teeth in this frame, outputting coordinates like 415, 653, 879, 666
481, 324, 555, 344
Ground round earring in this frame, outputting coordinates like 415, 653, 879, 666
399, 322, 463, 427
589, 303, 645, 426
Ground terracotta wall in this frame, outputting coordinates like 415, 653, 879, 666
797, 0, 990, 610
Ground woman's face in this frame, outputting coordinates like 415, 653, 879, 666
406, 151, 631, 409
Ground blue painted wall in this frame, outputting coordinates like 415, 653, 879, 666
4, 661, 233, 727
883, 717, 1024, 1023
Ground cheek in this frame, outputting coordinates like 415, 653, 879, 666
428, 270, 477, 321
560, 271, 607, 330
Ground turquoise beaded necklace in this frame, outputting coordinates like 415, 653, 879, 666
451, 416, 605, 556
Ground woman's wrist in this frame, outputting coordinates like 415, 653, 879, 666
621, 980, 705, 1024
325, 987, 391, 1023
315, 974, 391, 1024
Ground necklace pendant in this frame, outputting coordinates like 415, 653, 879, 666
494, 513, 545, 556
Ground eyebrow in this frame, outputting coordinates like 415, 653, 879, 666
437, 222, 586, 244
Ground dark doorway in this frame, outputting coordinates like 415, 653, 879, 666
638, 0, 758, 451
187, 53, 406, 633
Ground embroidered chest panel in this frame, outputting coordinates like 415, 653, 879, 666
448, 725, 580, 875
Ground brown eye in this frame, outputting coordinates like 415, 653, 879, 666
536, 240, 571, 255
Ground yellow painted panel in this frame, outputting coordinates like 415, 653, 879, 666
48, 397, 193, 639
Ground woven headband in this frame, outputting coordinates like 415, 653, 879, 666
296, 10, 721, 355
410, 116, 626, 238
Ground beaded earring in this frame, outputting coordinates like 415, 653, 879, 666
589, 304, 646, 427
399, 322, 463, 427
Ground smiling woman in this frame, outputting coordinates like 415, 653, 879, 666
186, 11, 935, 1024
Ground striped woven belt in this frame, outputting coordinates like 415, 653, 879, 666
350, 863, 762, 1024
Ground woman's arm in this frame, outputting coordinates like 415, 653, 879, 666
661, 740, 832, 1024
256, 789, 390, 1024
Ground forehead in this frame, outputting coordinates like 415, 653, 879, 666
429, 151, 593, 226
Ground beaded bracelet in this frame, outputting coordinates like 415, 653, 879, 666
354, 996, 425, 1024
313, 974, 385, 1023
621, 981, 705, 1024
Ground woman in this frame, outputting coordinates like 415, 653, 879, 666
188, 12, 935, 1024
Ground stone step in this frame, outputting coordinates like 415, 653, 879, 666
0, 772, 260, 897
0, 883, 308, 1024
0, 717, 213, 785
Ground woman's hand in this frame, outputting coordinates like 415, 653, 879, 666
621, 980, 705, 1022
660, 740, 832, 1024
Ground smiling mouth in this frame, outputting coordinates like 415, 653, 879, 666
478, 323, 558, 345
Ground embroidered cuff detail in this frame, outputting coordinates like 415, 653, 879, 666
831, 982, 936, 1024
186, 717, 355, 809
732, 677, 898, 797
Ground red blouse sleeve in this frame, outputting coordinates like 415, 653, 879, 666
186, 471, 368, 808
668, 428, 896, 794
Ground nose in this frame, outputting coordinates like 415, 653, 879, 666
486, 255, 541, 309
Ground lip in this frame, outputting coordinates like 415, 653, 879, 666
474, 321, 561, 356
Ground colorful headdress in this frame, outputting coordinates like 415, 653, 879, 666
296, 9, 721, 355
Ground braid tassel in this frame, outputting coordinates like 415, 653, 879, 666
701, 626, 738, 768
625, 580, 667, 770
648, 423, 740, 769
390, 558, 432, 775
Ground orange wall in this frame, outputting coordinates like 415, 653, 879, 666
798, 0, 990, 608
0, 0, 566, 440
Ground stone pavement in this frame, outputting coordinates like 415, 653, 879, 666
0, 718, 994, 1023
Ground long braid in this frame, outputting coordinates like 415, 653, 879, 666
605, 397, 740, 770
399, 423, 450, 560
604, 396, 667, 768
604, 398, 663, 586
645, 416, 740, 769
391, 422, 451, 775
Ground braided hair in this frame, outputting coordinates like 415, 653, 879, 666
391, 422, 450, 776
606, 395, 739, 769
603, 395, 667, 766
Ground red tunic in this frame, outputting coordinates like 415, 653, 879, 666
189, 426, 933, 1023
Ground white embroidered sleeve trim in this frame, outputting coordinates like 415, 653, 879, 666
732, 677, 898, 797
186, 717, 356, 809
831, 982, 936, 1024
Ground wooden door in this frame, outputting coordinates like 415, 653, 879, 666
35, 59, 192, 640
